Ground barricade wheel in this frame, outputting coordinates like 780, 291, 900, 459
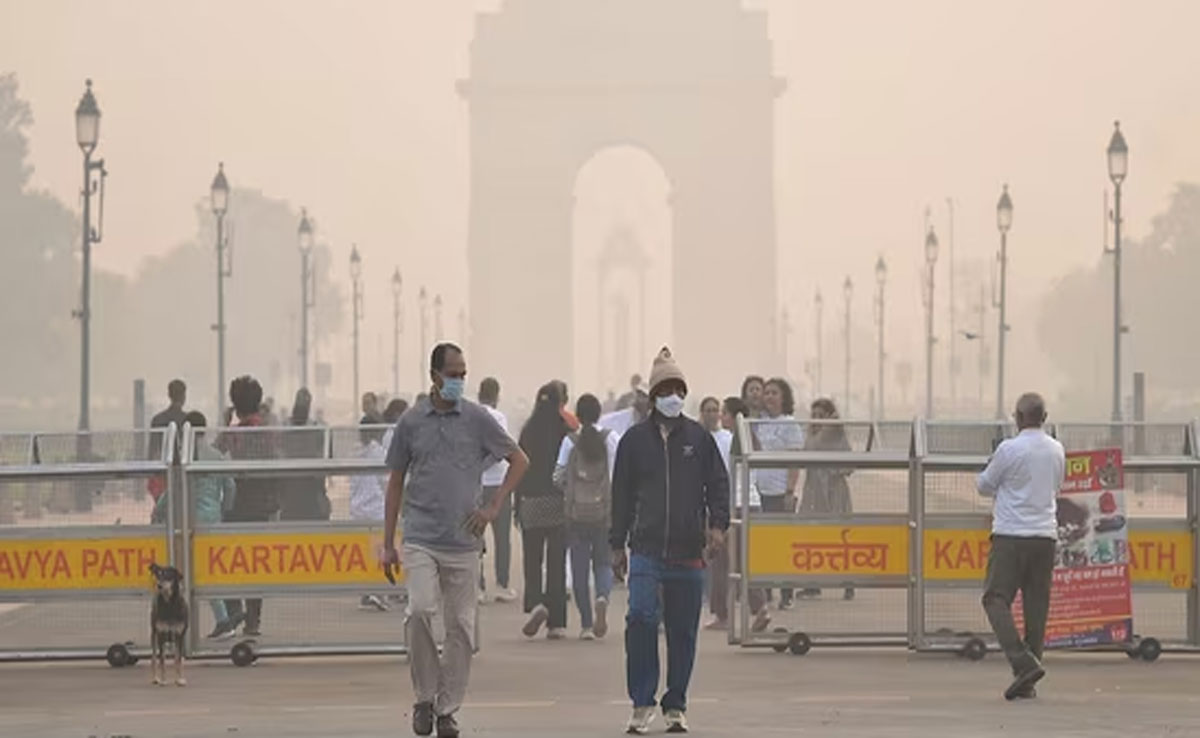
1138, 638, 1162, 662
787, 632, 812, 656
962, 638, 987, 661
771, 627, 789, 653
123, 640, 139, 665
1125, 646, 1141, 659
106, 643, 131, 668
231, 641, 256, 667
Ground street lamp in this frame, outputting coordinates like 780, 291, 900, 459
418, 287, 428, 388
210, 163, 231, 422
74, 79, 107, 432
434, 294, 444, 340
923, 226, 939, 418
1107, 121, 1128, 422
843, 276, 853, 416
994, 184, 1013, 419
814, 290, 824, 396
350, 245, 363, 411
297, 209, 315, 390
874, 257, 887, 419
391, 268, 403, 396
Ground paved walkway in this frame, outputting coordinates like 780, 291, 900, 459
2, 588, 1200, 738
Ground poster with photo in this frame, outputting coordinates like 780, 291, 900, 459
1040, 448, 1133, 648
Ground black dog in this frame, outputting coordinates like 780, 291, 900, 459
149, 563, 189, 686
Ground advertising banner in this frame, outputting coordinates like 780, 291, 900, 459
1038, 448, 1134, 648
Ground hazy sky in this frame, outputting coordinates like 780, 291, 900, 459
3, 0, 1199, 406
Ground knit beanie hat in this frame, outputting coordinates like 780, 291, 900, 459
648, 346, 687, 396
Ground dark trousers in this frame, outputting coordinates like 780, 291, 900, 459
479, 488, 512, 590
522, 525, 567, 629
759, 494, 793, 606
981, 534, 1057, 675
709, 524, 765, 621
626, 554, 705, 711
223, 509, 271, 630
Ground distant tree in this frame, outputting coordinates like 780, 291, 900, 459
1038, 183, 1200, 416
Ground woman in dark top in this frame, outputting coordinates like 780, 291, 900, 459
516, 382, 570, 639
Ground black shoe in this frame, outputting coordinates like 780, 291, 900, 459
1012, 685, 1037, 700
843, 587, 856, 601
1004, 666, 1045, 701
206, 619, 238, 640
412, 702, 434, 736
436, 713, 460, 738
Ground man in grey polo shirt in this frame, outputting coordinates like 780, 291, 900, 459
382, 343, 529, 738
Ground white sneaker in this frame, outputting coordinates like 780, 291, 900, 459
477, 589, 490, 605
494, 588, 518, 603
664, 709, 689, 733
580, 628, 596, 641
626, 706, 656, 735
547, 627, 567, 640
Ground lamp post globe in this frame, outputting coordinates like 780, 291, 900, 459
391, 267, 402, 298
75, 79, 100, 153
1107, 121, 1128, 185
298, 209, 314, 253
925, 228, 939, 266
875, 256, 887, 287
350, 244, 362, 281
996, 184, 1013, 234
210, 163, 229, 216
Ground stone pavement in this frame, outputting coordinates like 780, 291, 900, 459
2, 587, 1200, 738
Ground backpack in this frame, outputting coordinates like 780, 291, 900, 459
565, 429, 611, 524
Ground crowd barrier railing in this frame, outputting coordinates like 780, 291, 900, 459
0, 426, 176, 664
731, 418, 1200, 662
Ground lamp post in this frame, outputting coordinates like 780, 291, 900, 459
297, 209, 315, 389
923, 226, 939, 418
210, 163, 230, 421
1107, 121, 1128, 422
418, 287, 428, 387
74, 79, 106, 432
843, 276, 853, 415
814, 290, 824, 397
350, 245, 363, 409
434, 294, 443, 341
874, 257, 887, 419
391, 268, 403, 397
995, 184, 1013, 419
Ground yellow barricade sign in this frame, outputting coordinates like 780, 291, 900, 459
747, 525, 908, 577
0, 536, 168, 590
193, 531, 403, 587
921, 529, 1192, 589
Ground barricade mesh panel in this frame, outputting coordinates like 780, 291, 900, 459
1054, 423, 1191, 456
0, 597, 151, 651
0, 435, 33, 466
925, 422, 1011, 455
759, 588, 907, 636
191, 594, 424, 650
0, 478, 158, 527
1123, 470, 1187, 517
34, 430, 164, 464
923, 470, 992, 515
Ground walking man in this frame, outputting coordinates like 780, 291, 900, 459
477, 376, 517, 603
978, 392, 1064, 701
611, 347, 730, 734
381, 343, 529, 738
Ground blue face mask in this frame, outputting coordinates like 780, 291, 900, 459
655, 394, 686, 419
438, 376, 465, 402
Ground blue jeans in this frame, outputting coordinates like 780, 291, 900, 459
626, 554, 705, 712
568, 522, 613, 629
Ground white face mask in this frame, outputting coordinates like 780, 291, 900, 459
655, 394, 686, 418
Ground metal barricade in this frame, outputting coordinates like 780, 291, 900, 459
181, 423, 434, 664
729, 417, 914, 655
0, 426, 176, 664
912, 421, 1200, 660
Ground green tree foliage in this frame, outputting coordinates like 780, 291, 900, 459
1038, 184, 1200, 417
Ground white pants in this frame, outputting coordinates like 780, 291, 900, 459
404, 543, 479, 716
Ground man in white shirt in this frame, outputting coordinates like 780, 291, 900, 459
599, 381, 650, 438
478, 377, 517, 603
977, 392, 1064, 701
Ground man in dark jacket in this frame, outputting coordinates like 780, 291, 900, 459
610, 347, 730, 735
